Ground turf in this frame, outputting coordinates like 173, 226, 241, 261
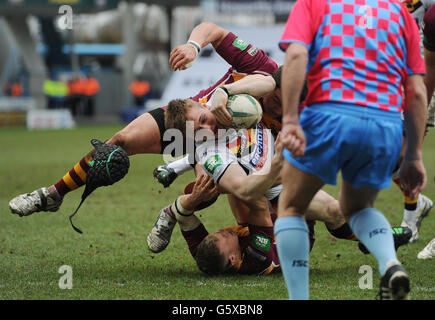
1, 125, 435, 300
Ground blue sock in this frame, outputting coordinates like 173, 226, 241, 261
349, 208, 398, 276
274, 216, 309, 300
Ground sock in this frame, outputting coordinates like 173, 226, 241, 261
349, 208, 399, 276
167, 155, 193, 175
327, 223, 357, 240
404, 193, 421, 220
181, 223, 209, 257
53, 154, 93, 197
393, 177, 418, 211
404, 193, 419, 211
274, 216, 309, 300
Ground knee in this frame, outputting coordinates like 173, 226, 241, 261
277, 195, 306, 217
327, 199, 345, 225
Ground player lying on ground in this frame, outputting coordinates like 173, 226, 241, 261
8, 22, 280, 217
151, 174, 336, 275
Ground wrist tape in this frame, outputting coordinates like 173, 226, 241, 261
187, 40, 201, 55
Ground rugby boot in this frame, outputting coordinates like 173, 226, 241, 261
147, 205, 177, 253
417, 237, 435, 260
358, 226, 412, 255
9, 187, 63, 217
379, 262, 410, 300
401, 194, 433, 242
153, 165, 178, 188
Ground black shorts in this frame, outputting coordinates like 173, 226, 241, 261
148, 107, 170, 154
148, 106, 187, 157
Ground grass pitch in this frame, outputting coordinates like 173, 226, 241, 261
1, 125, 435, 300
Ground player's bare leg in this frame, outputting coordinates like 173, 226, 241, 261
9, 112, 162, 216
227, 194, 250, 225
305, 189, 344, 230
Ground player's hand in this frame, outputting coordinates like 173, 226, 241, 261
190, 174, 220, 205
399, 158, 427, 200
169, 43, 198, 71
210, 87, 233, 126
281, 118, 306, 157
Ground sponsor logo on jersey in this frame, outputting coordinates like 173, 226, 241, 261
252, 234, 271, 251
226, 130, 254, 156
247, 46, 258, 56
204, 154, 223, 175
232, 37, 249, 51
250, 125, 264, 167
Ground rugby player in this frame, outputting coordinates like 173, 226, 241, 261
8, 22, 280, 217
153, 65, 301, 188
410, 1, 435, 259
389, 0, 435, 243
151, 174, 333, 275
276, 0, 426, 300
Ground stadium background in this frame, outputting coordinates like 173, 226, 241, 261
0, 0, 434, 300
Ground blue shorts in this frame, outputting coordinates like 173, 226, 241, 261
283, 103, 403, 190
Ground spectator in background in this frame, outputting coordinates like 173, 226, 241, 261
43, 77, 68, 109
82, 74, 100, 117
4, 78, 22, 97
67, 76, 82, 116
129, 77, 150, 108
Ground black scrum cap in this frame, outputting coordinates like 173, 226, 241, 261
69, 139, 130, 233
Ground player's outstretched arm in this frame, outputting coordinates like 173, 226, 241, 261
169, 22, 229, 71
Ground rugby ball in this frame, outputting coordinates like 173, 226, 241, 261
226, 94, 263, 129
